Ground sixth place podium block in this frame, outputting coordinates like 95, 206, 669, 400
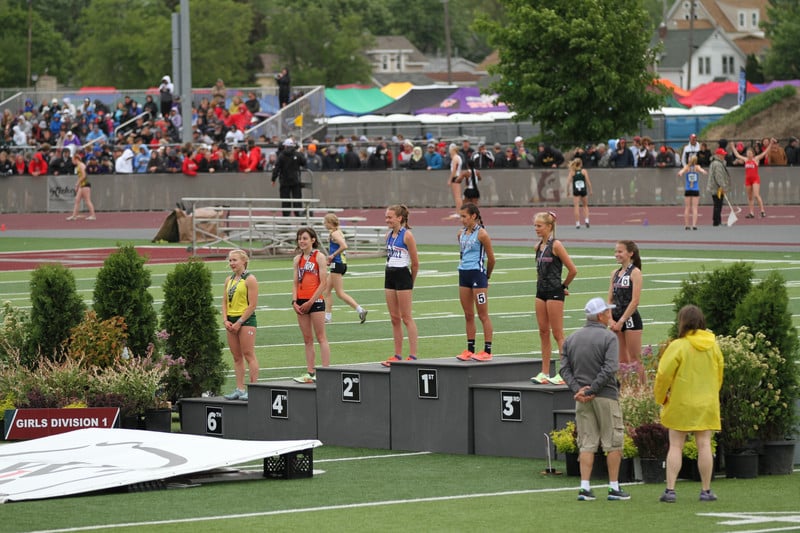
180, 356, 577, 458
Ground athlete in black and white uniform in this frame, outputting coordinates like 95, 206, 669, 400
608, 240, 645, 383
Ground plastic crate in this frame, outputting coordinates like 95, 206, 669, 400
263, 448, 314, 479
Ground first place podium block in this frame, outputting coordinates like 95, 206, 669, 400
315, 363, 391, 449
390, 357, 538, 454
247, 381, 318, 440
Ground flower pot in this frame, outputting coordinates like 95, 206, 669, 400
679, 458, 702, 481
144, 408, 172, 433
725, 451, 759, 479
618, 458, 635, 483
758, 440, 796, 475
564, 452, 608, 479
639, 457, 665, 483
120, 413, 146, 430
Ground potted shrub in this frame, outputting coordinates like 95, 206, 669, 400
680, 434, 718, 481
717, 327, 771, 479
550, 421, 579, 476
632, 423, 668, 483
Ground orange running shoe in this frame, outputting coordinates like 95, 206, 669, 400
471, 351, 492, 362
456, 350, 475, 361
381, 355, 402, 367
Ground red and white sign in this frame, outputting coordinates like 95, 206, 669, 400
3, 408, 120, 440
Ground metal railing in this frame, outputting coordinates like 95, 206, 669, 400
245, 86, 327, 142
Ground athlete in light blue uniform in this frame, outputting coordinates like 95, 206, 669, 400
455, 204, 495, 362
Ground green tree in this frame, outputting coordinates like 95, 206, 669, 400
26, 264, 86, 364
0, 2, 72, 87
259, 0, 374, 86
160, 259, 225, 399
93, 244, 157, 358
475, 0, 666, 145
761, 0, 800, 80
74, 0, 171, 87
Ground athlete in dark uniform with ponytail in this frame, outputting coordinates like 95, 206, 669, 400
608, 240, 645, 383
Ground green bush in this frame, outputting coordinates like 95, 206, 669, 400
700, 85, 796, 135
92, 245, 157, 357
160, 259, 225, 399
732, 271, 799, 440
669, 262, 753, 338
26, 263, 86, 364
0, 301, 31, 364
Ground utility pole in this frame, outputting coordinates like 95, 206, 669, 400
443, 0, 452, 84
27, 0, 32, 87
687, 0, 695, 90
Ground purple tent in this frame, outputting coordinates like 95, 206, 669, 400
753, 80, 800, 92
413, 87, 508, 115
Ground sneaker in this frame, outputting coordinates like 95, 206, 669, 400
86, 216, 96, 220
760, 211, 766, 218
239, 392, 248, 401
358, 309, 368, 323
699, 490, 717, 502
745, 213, 755, 219
456, 350, 475, 361
585, 221, 590, 229
531, 372, 551, 384
293, 373, 315, 383
692, 226, 698, 231
324, 317, 332, 324
549, 373, 565, 385
405, 355, 417, 361
223, 388, 244, 400
577, 489, 596, 501
607, 488, 631, 501
659, 490, 676, 503
381, 355, 403, 367
471, 351, 492, 362
575, 223, 580, 229
66, 215, 77, 221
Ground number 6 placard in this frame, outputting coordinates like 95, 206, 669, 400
417, 368, 438, 399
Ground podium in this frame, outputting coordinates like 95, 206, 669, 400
247, 381, 318, 440
315, 363, 391, 449
179, 397, 249, 439
389, 357, 538, 454
472, 381, 574, 458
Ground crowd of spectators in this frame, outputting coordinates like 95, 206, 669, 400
2, 88, 799, 177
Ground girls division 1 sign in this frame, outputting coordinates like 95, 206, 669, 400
3, 408, 120, 440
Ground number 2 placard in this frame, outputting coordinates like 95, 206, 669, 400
341, 372, 361, 403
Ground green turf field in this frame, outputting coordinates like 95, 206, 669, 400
0, 241, 798, 531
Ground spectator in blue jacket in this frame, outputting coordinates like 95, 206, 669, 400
424, 143, 443, 169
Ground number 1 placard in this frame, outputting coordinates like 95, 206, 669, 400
417, 368, 438, 399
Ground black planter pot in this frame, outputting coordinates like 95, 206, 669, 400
758, 440, 796, 475
144, 408, 172, 433
564, 452, 609, 479
120, 413, 146, 430
725, 451, 759, 479
618, 458, 635, 483
679, 458, 702, 481
639, 457, 666, 483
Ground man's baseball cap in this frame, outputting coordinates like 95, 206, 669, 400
584, 297, 616, 317
514, 136, 524, 143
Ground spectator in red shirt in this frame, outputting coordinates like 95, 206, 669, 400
28, 151, 49, 176
182, 147, 198, 176
243, 139, 262, 173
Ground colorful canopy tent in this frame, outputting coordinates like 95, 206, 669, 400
677, 81, 760, 108
413, 87, 508, 115
653, 78, 690, 98
371, 85, 459, 115
753, 79, 800, 92
380, 82, 414, 99
324, 87, 395, 116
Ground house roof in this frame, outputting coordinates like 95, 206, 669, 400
367, 36, 428, 64
655, 28, 717, 69
667, 0, 769, 35
734, 35, 770, 56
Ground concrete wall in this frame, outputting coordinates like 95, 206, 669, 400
2, 167, 799, 213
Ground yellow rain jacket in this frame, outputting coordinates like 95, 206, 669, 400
654, 329, 724, 431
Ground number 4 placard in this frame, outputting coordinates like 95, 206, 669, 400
417, 368, 438, 399
341, 372, 361, 403
271, 389, 289, 419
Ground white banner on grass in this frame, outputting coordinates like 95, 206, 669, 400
0, 428, 321, 503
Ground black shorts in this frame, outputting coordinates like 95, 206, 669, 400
296, 298, 325, 313
458, 269, 488, 289
572, 188, 587, 197
330, 262, 347, 275
464, 188, 480, 199
613, 310, 643, 331
684, 190, 700, 197
385, 267, 413, 290
536, 286, 565, 301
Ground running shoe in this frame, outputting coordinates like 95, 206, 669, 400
585, 221, 590, 229
324, 317, 332, 324
577, 489, 596, 501
66, 215, 77, 221
293, 373, 315, 383
223, 388, 244, 400
549, 373, 566, 385
607, 488, 631, 501
659, 490, 676, 503
381, 355, 403, 367
358, 309, 368, 323
456, 350, 475, 361
699, 490, 717, 502
239, 392, 248, 401
745, 213, 755, 219
405, 355, 417, 361
471, 351, 492, 362
760, 211, 766, 218
86, 216, 96, 220
531, 372, 551, 384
